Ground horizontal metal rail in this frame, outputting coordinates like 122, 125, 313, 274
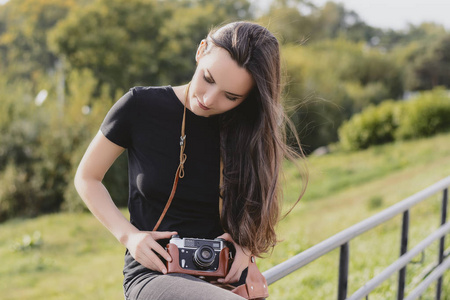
263, 176, 450, 285
409, 248, 450, 288
347, 222, 450, 299
404, 254, 450, 300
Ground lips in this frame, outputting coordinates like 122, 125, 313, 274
196, 97, 210, 110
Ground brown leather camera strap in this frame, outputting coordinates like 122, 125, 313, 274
153, 83, 190, 231
219, 159, 224, 215
231, 256, 269, 299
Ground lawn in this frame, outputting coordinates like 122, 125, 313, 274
1, 132, 449, 299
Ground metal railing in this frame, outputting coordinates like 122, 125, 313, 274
263, 176, 450, 299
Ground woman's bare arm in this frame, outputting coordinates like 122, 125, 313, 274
74, 131, 176, 273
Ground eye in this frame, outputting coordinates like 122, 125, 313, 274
226, 94, 238, 101
203, 74, 214, 84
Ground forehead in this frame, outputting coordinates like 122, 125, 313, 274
200, 47, 254, 96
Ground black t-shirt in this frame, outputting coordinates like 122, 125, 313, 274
100, 86, 225, 285
101, 85, 224, 237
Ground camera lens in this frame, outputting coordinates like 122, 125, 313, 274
193, 245, 215, 269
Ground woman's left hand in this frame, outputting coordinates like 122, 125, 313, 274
216, 233, 250, 284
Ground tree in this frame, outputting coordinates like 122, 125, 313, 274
49, 0, 252, 94
281, 39, 403, 152
0, 0, 78, 86
405, 33, 450, 90
258, 1, 315, 44
260, 0, 376, 44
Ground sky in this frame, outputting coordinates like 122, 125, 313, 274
1, 0, 449, 31
310, 0, 450, 30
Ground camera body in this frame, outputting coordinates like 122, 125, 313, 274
166, 235, 232, 279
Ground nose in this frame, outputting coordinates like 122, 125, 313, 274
203, 87, 219, 107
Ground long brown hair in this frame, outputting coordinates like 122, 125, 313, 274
206, 21, 307, 256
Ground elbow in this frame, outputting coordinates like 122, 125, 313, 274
74, 166, 84, 193
74, 165, 103, 193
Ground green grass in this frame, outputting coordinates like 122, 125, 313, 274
264, 132, 450, 299
0, 212, 125, 299
1, 132, 450, 299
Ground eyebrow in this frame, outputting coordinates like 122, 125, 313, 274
206, 69, 245, 98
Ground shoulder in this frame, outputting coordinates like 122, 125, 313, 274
130, 86, 175, 101
129, 85, 182, 115
105, 86, 175, 119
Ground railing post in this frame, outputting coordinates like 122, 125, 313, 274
398, 210, 409, 300
338, 242, 349, 300
436, 188, 448, 300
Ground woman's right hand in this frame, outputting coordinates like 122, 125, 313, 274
125, 230, 178, 274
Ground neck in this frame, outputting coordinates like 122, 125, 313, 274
172, 84, 191, 110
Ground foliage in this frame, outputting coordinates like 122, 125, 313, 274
49, 0, 251, 94
339, 88, 450, 150
263, 1, 449, 151
403, 33, 450, 91
0, 0, 254, 221
395, 88, 450, 139
0, 2, 449, 297
262, 1, 375, 44
0, 76, 47, 220
282, 39, 402, 152
0, 69, 124, 220
367, 195, 383, 210
0, 0, 78, 84
375, 22, 447, 52
49, 0, 172, 93
388, 26, 449, 92
0, 0, 450, 220
338, 101, 398, 150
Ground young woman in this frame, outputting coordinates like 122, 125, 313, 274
75, 21, 306, 299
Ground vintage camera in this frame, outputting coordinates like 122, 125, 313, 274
166, 235, 232, 279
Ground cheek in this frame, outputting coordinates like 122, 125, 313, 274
192, 72, 206, 95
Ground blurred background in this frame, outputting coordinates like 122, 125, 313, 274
0, 0, 449, 299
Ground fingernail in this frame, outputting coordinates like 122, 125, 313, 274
162, 268, 167, 274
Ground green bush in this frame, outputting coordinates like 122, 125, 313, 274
338, 100, 399, 150
339, 88, 450, 150
0, 78, 48, 220
367, 195, 384, 210
395, 89, 450, 139
0, 70, 128, 221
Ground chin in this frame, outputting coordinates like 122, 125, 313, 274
192, 105, 212, 117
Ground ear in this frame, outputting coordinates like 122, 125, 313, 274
195, 39, 208, 63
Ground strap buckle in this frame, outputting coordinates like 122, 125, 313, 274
180, 135, 186, 146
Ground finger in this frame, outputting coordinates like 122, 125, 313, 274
139, 254, 160, 272
218, 273, 239, 284
145, 257, 167, 274
134, 235, 170, 273
217, 233, 232, 242
134, 248, 158, 271
147, 250, 168, 274
221, 260, 242, 283
224, 267, 239, 283
147, 238, 173, 262
138, 247, 168, 274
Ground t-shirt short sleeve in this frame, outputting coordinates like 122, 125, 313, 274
100, 88, 135, 148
